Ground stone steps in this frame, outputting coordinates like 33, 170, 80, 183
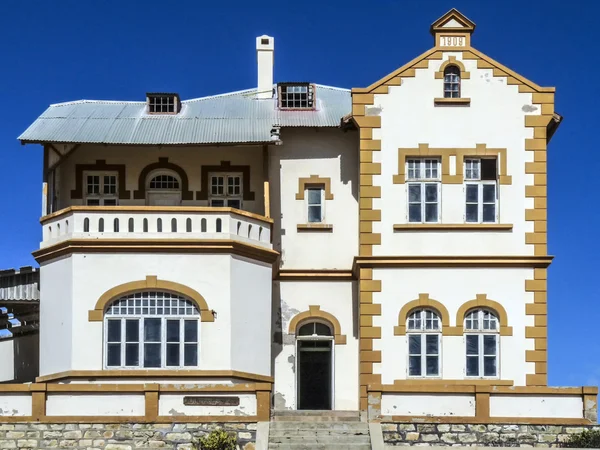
268, 410, 370, 449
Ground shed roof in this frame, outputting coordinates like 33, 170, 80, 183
0, 267, 40, 302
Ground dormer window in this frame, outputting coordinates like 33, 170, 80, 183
278, 83, 315, 110
443, 66, 461, 98
147, 93, 180, 114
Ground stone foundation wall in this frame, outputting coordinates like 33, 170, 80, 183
382, 423, 600, 447
0, 423, 256, 450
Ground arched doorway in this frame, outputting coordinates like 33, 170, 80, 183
146, 171, 182, 206
296, 321, 334, 410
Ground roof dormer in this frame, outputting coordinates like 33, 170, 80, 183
430, 8, 476, 49
146, 93, 181, 114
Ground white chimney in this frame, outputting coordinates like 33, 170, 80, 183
256, 35, 274, 99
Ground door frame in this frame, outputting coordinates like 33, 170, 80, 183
295, 334, 335, 410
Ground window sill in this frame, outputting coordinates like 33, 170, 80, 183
394, 223, 513, 231
434, 97, 471, 106
297, 223, 333, 232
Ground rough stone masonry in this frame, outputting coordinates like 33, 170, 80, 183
0, 422, 256, 450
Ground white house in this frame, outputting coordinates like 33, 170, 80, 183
1, 8, 595, 440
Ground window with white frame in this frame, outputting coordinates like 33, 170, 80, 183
407, 309, 441, 377
406, 158, 441, 223
85, 172, 118, 206
306, 186, 325, 223
464, 309, 499, 378
464, 158, 498, 223
209, 172, 243, 209
104, 291, 199, 369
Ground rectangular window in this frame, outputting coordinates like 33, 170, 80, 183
464, 158, 497, 223
147, 94, 179, 114
278, 83, 315, 109
465, 334, 498, 377
408, 334, 440, 377
406, 158, 440, 223
85, 172, 118, 206
306, 187, 324, 223
209, 173, 243, 209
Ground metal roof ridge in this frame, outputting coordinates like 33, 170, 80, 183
49, 99, 145, 107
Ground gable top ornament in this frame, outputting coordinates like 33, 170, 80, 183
430, 8, 476, 48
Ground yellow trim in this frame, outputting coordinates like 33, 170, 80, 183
295, 175, 334, 200
435, 56, 471, 79
394, 293, 451, 336
434, 97, 471, 105
393, 224, 513, 231
288, 305, 347, 345
455, 294, 513, 336
88, 275, 214, 322
296, 223, 333, 232
276, 270, 354, 281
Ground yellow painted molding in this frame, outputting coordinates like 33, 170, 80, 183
394, 293, 451, 336
454, 294, 512, 336
434, 97, 471, 105
296, 223, 333, 232
288, 305, 347, 345
393, 223, 513, 231
295, 175, 334, 200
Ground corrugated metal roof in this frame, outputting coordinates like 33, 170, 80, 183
18, 84, 351, 145
0, 267, 40, 302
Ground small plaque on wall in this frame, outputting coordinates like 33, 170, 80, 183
183, 396, 240, 407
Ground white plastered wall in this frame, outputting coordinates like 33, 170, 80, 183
271, 128, 359, 270
0, 339, 14, 382
39, 252, 272, 378
373, 267, 535, 386
381, 393, 475, 416
490, 395, 584, 418
373, 51, 539, 256
46, 393, 145, 416
272, 280, 358, 411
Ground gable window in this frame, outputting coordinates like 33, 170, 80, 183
306, 187, 325, 223
407, 309, 441, 377
147, 93, 180, 114
465, 309, 499, 378
465, 158, 498, 223
443, 66, 461, 98
104, 291, 199, 369
278, 83, 315, 109
85, 172, 118, 206
209, 172, 243, 209
406, 158, 440, 223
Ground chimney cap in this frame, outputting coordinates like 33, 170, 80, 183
256, 35, 274, 51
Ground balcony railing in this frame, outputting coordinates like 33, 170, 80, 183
40, 207, 272, 249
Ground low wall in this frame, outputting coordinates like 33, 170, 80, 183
382, 423, 600, 447
0, 422, 256, 449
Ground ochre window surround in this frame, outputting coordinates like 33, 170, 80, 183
394, 293, 451, 336
71, 160, 130, 200
435, 56, 470, 80
196, 161, 255, 201
295, 175, 334, 201
134, 157, 193, 201
88, 275, 214, 322
288, 305, 346, 345
393, 144, 512, 185
456, 294, 513, 336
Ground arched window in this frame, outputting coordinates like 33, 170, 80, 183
464, 309, 498, 378
104, 291, 200, 369
128, 218, 134, 232
298, 321, 332, 337
146, 171, 182, 206
186, 218, 192, 233
171, 218, 177, 232
149, 174, 180, 190
83, 218, 90, 232
443, 65, 461, 98
113, 218, 119, 233
406, 309, 441, 377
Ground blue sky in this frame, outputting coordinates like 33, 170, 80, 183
0, 0, 597, 387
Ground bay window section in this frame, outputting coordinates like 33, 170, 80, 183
406, 158, 441, 223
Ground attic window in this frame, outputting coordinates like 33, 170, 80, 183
278, 83, 315, 110
147, 93, 180, 114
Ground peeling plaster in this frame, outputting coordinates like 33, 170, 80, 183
287, 354, 296, 374
281, 301, 300, 323
522, 105, 538, 112
168, 408, 185, 416
366, 105, 382, 116
274, 392, 291, 410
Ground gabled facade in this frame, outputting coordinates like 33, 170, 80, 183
0, 9, 596, 442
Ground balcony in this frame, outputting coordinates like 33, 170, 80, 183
39, 206, 273, 250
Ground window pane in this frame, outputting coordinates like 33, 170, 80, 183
298, 323, 314, 336
466, 355, 479, 376
184, 344, 198, 366
167, 320, 180, 343
466, 335, 479, 355
185, 320, 198, 342
144, 318, 161, 342
408, 184, 421, 202
483, 184, 496, 203
425, 204, 438, 223
409, 204, 422, 223
315, 323, 331, 336
408, 335, 421, 354
107, 320, 121, 342
307, 188, 322, 204
125, 343, 139, 366
426, 335, 438, 354
211, 199, 225, 207
483, 335, 497, 355
466, 184, 478, 202
166, 343, 180, 366
466, 204, 478, 223
426, 356, 439, 376
227, 199, 241, 209
425, 184, 438, 202
484, 356, 497, 377
107, 343, 121, 367
308, 205, 322, 223
409, 355, 421, 376
144, 343, 161, 368
125, 319, 139, 342
483, 204, 496, 223
481, 159, 498, 180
